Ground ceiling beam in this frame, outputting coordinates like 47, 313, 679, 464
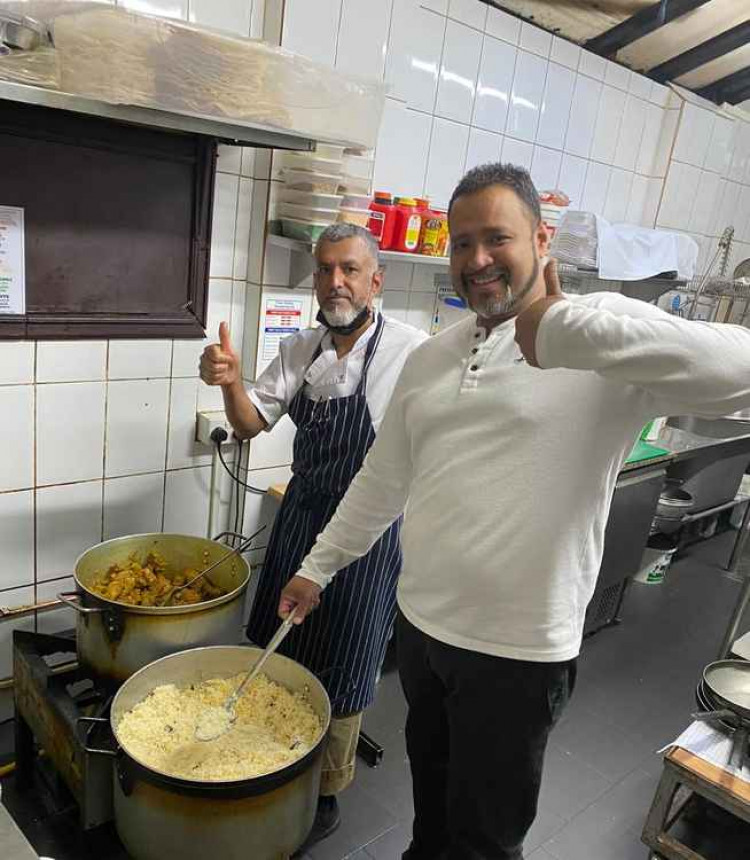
696, 65, 750, 104
650, 20, 750, 82
585, 0, 713, 57
725, 83, 750, 106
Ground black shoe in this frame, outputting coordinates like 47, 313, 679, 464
294, 795, 341, 855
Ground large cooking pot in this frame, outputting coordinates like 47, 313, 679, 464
59, 532, 253, 682
99, 646, 331, 860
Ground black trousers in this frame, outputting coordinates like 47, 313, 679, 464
397, 611, 577, 860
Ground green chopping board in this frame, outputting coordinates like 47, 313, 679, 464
626, 439, 670, 465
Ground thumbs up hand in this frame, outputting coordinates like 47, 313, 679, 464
200, 322, 241, 387
514, 257, 565, 368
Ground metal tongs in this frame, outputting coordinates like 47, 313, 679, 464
195, 610, 298, 742
158, 525, 266, 606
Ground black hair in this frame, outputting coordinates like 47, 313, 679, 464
448, 162, 542, 225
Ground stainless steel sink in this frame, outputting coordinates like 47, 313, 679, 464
667, 415, 750, 440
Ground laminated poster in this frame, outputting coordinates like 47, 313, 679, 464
0, 206, 25, 315
262, 297, 304, 360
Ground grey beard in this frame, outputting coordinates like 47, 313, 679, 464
467, 257, 540, 320
320, 302, 363, 327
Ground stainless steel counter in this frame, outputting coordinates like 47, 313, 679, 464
0, 801, 38, 860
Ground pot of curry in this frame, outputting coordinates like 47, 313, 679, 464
58, 532, 252, 683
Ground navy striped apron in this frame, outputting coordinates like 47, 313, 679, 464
247, 314, 402, 717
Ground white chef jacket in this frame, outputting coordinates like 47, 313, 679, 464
248, 314, 428, 432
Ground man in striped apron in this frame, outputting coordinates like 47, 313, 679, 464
200, 223, 426, 847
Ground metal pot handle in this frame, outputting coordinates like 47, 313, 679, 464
212, 527, 266, 548
57, 591, 106, 615
76, 716, 118, 757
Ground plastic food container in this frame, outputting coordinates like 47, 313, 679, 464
342, 153, 374, 179
338, 175, 372, 195
337, 207, 370, 227
280, 218, 332, 243
279, 202, 339, 223
283, 169, 342, 194
279, 152, 343, 175
315, 143, 346, 160
341, 193, 372, 211
281, 189, 343, 209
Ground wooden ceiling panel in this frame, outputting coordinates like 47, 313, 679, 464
676, 44, 750, 89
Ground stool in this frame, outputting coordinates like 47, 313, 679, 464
642, 746, 750, 859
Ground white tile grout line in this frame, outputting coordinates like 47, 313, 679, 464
160, 340, 177, 533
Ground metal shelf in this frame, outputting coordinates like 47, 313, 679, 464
0, 79, 320, 150
268, 233, 451, 267
680, 493, 750, 524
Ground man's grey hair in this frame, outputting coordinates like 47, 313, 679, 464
314, 222, 380, 269
448, 162, 541, 225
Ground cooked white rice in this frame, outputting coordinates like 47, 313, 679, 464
116, 673, 322, 781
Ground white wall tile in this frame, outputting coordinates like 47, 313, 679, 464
247, 414, 296, 469
37, 577, 76, 636
407, 291, 436, 333
672, 103, 716, 169
422, 0, 448, 12
37, 341, 107, 383
550, 36, 579, 71
519, 21, 551, 58
507, 50, 547, 143
210, 172, 240, 279
241, 465, 293, 551
412, 265, 445, 292
380, 289, 409, 321
108, 340, 173, 380
105, 379, 170, 478
536, 63, 575, 152
0, 386, 33, 492
636, 104, 664, 177
167, 378, 212, 469
436, 20, 482, 124
189, 0, 251, 35
103, 472, 165, 540
386, 4, 445, 112
590, 85, 626, 166
650, 81, 671, 107
37, 383, 106, 485
613, 96, 648, 172
657, 161, 702, 231
653, 109, 680, 178
381, 261, 414, 292
642, 178, 663, 228
373, 101, 432, 198
626, 174, 649, 226
472, 36, 516, 134
233, 178, 254, 281
484, 6, 520, 44
163, 466, 211, 537
217, 145, 242, 176
704, 115, 736, 176
0, 342, 34, 385
604, 60, 630, 92
465, 128, 503, 171
628, 72, 652, 101
728, 122, 750, 183
336, 0, 392, 81
501, 136, 533, 170
531, 146, 561, 191
448, 0, 486, 30
564, 75, 602, 158
172, 338, 204, 378
282, 0, 341, 66
37, 481, 103, 581
0, 586, 34, 678
425, 118, 470, 207
558, 154, 588, 208
0, 491, 33, 590
603, 168, 632, 223
581, 162, 611, 217
688, 171, 722, 237
578, 49, 606, 81
714, 181, 741, 236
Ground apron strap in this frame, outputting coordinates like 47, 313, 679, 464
356, 312, 385, 395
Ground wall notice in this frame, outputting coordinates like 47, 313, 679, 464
0, 206, 25, 315
262, 297, 304, 360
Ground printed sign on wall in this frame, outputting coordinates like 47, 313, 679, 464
0, 206, 25, 315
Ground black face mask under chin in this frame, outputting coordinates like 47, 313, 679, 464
316, 306, 372, 336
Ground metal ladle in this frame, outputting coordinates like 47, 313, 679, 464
158, 525, 266, 607
195, 610, 298, 742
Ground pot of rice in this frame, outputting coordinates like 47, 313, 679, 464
108, 645, 331, 860
59, 533, 253, 683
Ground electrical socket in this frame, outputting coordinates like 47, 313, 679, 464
196, 409, 233, 445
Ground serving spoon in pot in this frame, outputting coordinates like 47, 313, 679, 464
195, 610, 298, 742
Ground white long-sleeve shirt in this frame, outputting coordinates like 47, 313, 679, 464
296, 293, 750, 662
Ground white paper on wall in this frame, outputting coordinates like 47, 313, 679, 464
0, 206, 25, 315
261, 296, 305, 361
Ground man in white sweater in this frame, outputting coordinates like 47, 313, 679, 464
275, 164, 750, 859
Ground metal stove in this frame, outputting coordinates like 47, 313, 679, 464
12, 630, 117, 829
